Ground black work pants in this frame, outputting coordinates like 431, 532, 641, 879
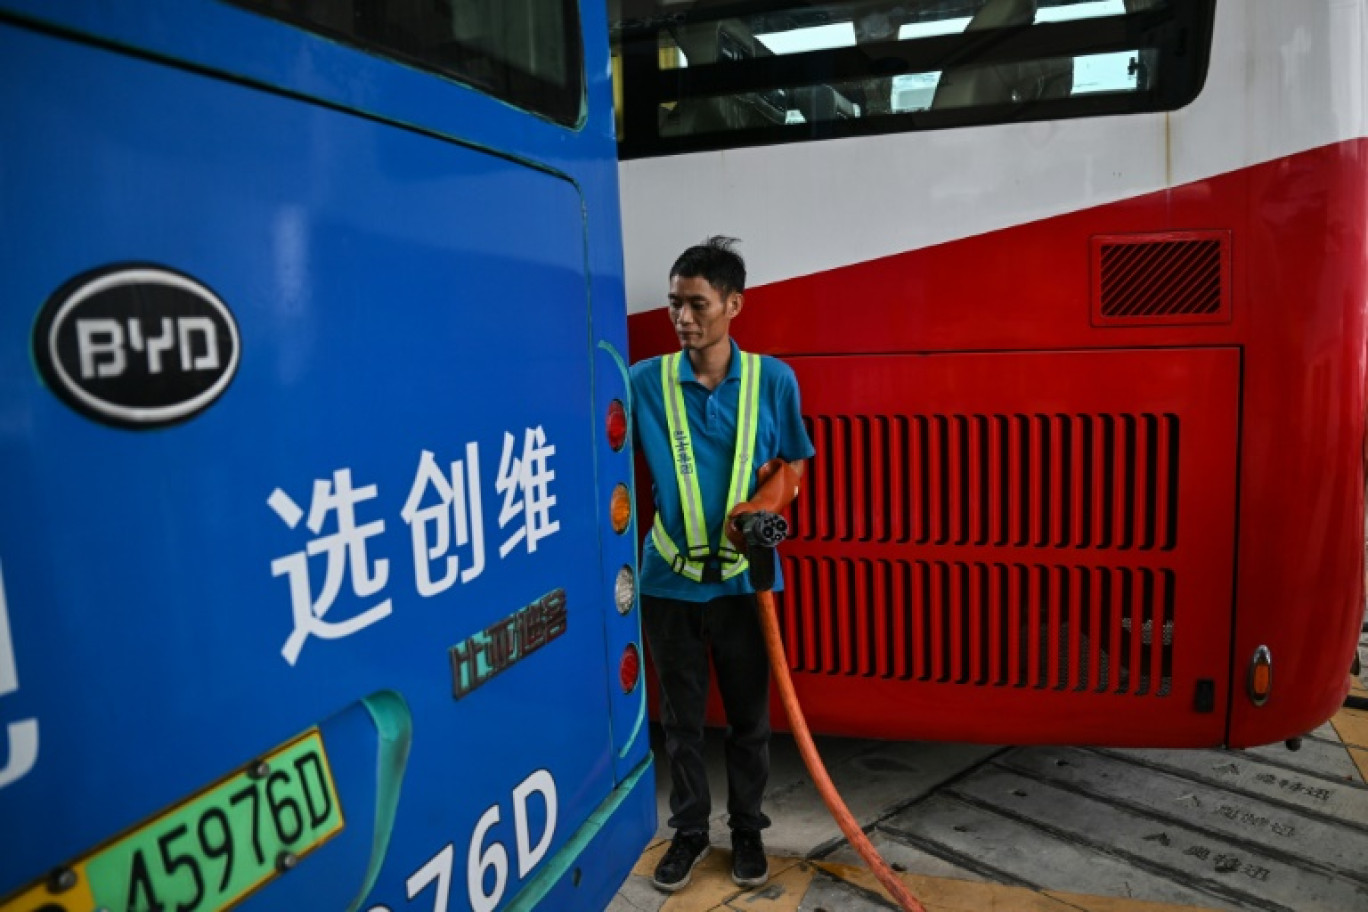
642, 593, 772, 834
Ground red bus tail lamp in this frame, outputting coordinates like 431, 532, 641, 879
610, 483, 632, 534
620, 643, 641, 693
606, 399, 628, 451
1248, 646, 1273, 706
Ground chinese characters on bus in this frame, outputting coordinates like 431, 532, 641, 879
403, 445, 485, 596
449, 589, 568, 700
267, 428, 560, 665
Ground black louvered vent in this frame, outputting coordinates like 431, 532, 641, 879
1095, 233, 1230, 324
777, 557, 1174, 697
791, 412, 1180, 551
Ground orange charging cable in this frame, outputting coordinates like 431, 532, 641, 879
756, 589, 928, 912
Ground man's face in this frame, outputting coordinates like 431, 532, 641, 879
668, 274, 740, 353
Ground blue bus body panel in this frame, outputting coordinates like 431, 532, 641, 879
0, 3, 650, 908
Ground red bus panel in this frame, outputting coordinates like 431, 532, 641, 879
776, 347, 1240, 746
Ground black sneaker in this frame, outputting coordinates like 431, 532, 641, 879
652, 830, 711, 893
730, 828, 769, 888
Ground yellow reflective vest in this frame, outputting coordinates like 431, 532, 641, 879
650, 350, 762, 583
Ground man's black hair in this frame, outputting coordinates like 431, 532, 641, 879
670, 236, 746, 298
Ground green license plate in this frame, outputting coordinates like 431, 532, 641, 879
2, 729, 343, 912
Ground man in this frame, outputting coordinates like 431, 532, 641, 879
631, 237, 814, 893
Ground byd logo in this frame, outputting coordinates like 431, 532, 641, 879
33, 265, 240, 429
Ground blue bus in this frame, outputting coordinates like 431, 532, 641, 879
0, 2, 653, 910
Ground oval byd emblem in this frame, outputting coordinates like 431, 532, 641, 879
33, 265, 240, 429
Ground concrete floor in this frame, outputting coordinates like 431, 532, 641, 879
608, 625, 1368, 912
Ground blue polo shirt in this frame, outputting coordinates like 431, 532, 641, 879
631, 339, 815, 602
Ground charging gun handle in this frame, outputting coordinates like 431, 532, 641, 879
747, 543, 777, 592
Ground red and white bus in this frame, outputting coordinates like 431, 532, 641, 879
612, 0, 1366, 749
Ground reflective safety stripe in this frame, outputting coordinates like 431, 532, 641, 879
661, 353, 709, 558
654, 351, 762, 582
724, 349, 763, 533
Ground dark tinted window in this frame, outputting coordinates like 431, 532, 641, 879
233, 0, 583, 125
611, 0, 1214, 157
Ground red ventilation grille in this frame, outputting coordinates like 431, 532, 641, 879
790, 412, 1179, 551
777, 557, 1174, 696
1092, 232, 1231, 326
775, 350, 1240, 736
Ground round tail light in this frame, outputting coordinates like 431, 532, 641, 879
620, 643, 641, 694
614, 565, 635, 615
606, 399, 628, 451
610, 483, 632, 534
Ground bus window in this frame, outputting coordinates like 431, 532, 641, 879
230, 0, 584, 125
612, 0, 1214, 157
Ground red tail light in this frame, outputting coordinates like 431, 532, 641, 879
606, 399, 627, 451
620, 643, 641, 694
1248, 645, 1273, 706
